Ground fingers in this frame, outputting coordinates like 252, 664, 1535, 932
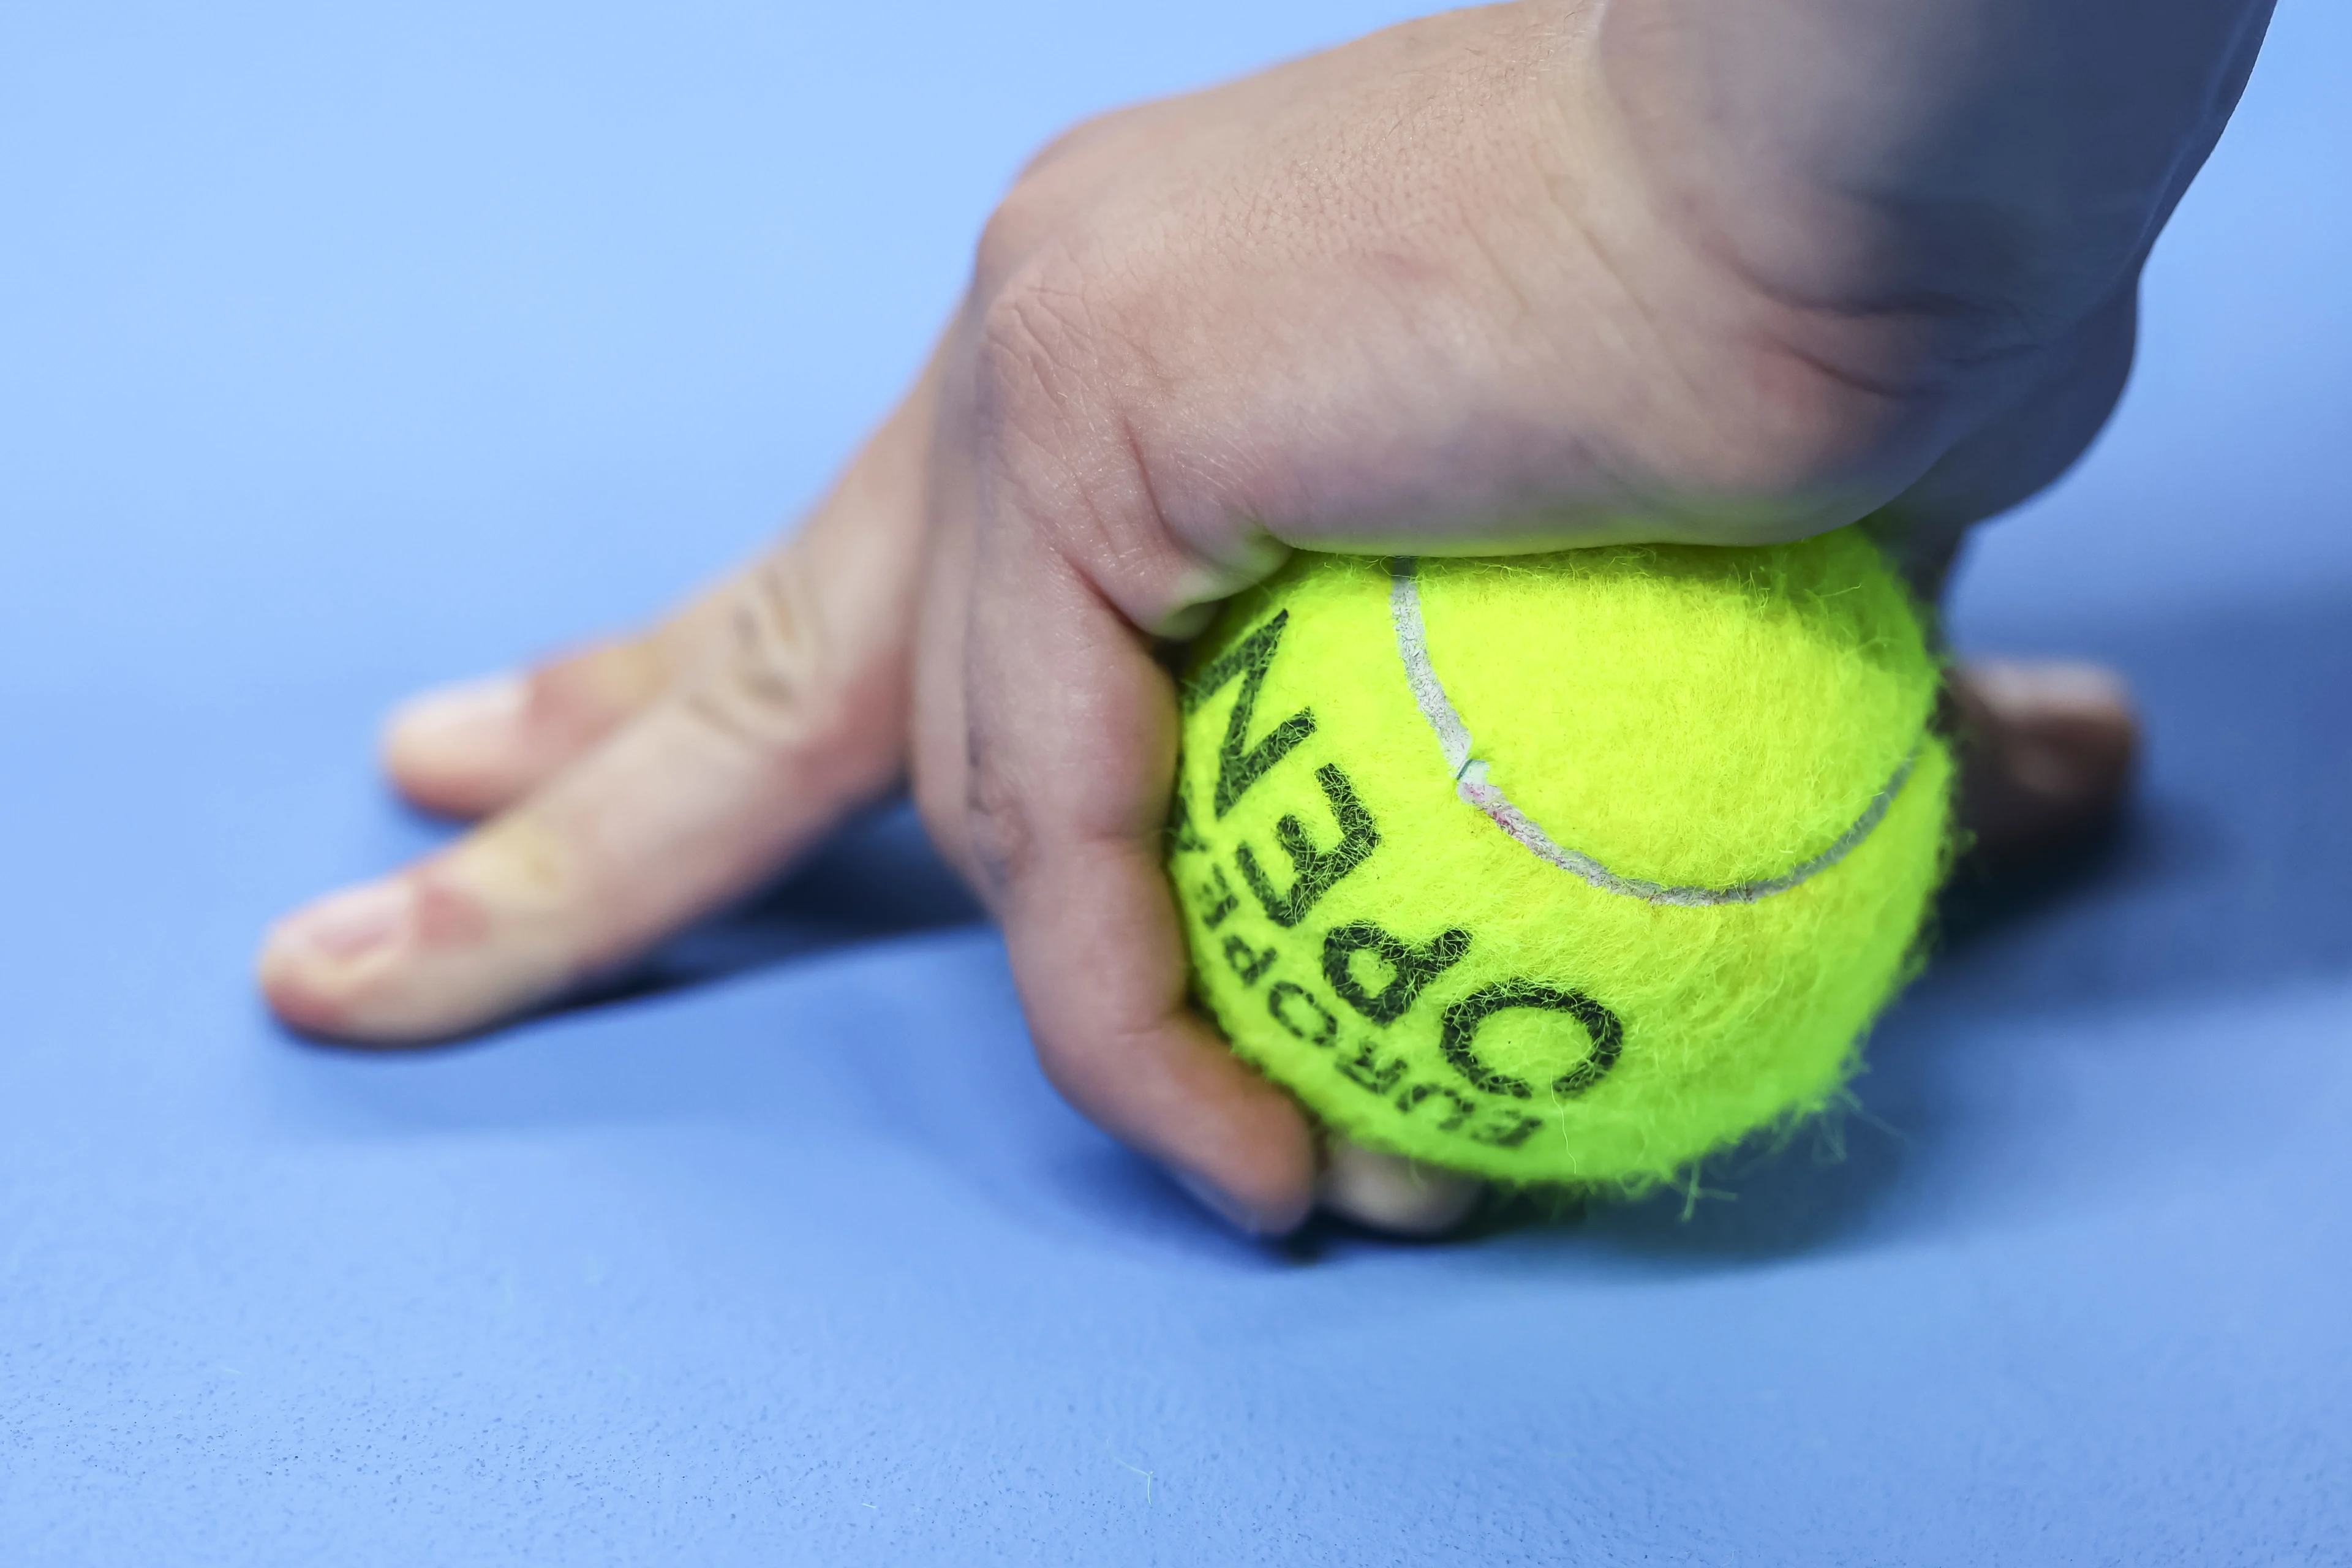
940, 511, 1317, 1235
261, 381, 935, 1041
1317, 1140, 1487, 1236
383, 583, 740, 820
1951, 658, 2138, 872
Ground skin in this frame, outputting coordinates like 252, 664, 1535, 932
257, 0, 2274, 1235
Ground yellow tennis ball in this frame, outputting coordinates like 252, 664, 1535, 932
1167, 526, 1953, 1190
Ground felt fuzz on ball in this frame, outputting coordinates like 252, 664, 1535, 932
1167, 527, 1953, 1189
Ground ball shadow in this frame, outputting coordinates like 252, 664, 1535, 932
1434, 584, 2352, 1268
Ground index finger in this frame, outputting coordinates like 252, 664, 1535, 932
956, 514, 1318, 1236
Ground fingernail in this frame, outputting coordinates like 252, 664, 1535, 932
1969, 660, 2131, 718
271, 880, 413, 964
1316, 1139, 1485, 1237
390, 674, 527, 750
1171, 1168, 1263, 1235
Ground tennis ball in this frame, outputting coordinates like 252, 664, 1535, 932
1167, 526, 1952, 1190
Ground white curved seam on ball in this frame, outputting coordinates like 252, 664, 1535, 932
1386, 558, 1921, 907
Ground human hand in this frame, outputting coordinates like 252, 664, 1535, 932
259, 0, 2266, 1234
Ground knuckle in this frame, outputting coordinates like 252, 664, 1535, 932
968, 160, 1246, 620
970, 197, 1047, 308
971, 175, 1089, 314
715, 555, 825, 717
959, 735, 1038, 902
679, 552, 903, 788
971, 105, 1140, 296
972, 252, 1201, 611
974, 246, 1114, 434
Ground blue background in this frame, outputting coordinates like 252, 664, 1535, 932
2, 1, 2347, 1562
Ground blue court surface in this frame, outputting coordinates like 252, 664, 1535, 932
2, 3, 2346, 1563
